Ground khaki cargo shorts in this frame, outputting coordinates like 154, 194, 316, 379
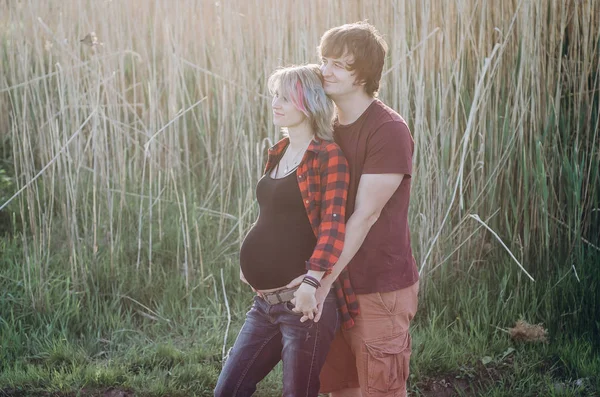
320, 281, 419, 396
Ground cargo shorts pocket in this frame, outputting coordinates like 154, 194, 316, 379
364, 332, 411, 394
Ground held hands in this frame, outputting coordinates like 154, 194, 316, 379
311, 281, 332, 323
287, 274, 331, 323
291, 283, 318, 322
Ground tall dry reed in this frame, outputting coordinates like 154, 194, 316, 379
0, 0, 598, 304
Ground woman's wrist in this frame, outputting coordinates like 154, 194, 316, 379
302, 275, 321, 289
297, 282, 317, 292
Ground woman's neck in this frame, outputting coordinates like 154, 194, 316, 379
286, 123, 314, 150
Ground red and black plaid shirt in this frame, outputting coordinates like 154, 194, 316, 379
265, 137, 359, 329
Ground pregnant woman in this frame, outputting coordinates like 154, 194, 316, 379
214, 64, 356, 396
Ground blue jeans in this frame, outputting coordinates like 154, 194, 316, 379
214, 290, 339, 397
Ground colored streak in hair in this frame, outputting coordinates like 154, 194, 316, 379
293, 80, 308, 116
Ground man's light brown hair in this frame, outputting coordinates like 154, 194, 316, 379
318, 21, 388, 97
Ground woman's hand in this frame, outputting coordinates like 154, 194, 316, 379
240, 269, 260, 295
291, 283, 318, 322
240, 268, 249, 285
284, 274, 305, 289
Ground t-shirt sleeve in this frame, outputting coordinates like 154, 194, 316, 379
362, 121, 414, 176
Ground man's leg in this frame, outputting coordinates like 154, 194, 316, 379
319, 327, 360, 393
330, 388, 362, 397
349, 281, 419, 396
323, 281, 419, 397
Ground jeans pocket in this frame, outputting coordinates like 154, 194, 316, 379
283, 301, 303, 316
364, 332, 411, 393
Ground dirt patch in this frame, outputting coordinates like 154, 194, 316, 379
98, 388, 135, 397
416, 377, 473, 396
414, 362, 506, 396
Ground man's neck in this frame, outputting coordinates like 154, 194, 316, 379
334, 93, 375, 126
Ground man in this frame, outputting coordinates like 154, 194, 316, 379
314, 22, 420, 396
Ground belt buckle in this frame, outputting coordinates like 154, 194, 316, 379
262, 287, 294, 305
274, 290, 283, 304
264, 291, 278, 305
261, 291, 276, 305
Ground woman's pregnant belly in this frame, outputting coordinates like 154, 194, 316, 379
239, 218, 316, 290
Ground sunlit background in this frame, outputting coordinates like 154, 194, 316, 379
1, 1, 598, 395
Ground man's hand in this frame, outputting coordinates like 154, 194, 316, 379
291, 284, 318, 321
312, 280, 333, 323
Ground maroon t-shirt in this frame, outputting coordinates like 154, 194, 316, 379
334, 99, 419, 294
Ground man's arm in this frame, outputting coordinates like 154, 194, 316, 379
325, 173, 403, 281
312, 173, 404, 321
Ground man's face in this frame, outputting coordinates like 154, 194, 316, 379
320, 53, 363, 99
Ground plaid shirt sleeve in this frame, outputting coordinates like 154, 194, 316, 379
305, 143, 349, 272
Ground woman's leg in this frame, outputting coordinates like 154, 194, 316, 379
277, 291, 340, 397
214, 296, 283, 397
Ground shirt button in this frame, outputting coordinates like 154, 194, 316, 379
333, 214, 337, 217
305, 200, 309, 204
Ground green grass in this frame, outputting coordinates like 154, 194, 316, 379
1, 233, 598, 396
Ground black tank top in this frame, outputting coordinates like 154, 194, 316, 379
240, 170, 317, 290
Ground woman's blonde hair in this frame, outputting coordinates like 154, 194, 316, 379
267, 64, 335, 141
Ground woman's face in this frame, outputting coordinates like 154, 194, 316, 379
271, 90, 307, 129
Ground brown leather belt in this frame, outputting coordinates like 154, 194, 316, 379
260, 287, 297, 305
